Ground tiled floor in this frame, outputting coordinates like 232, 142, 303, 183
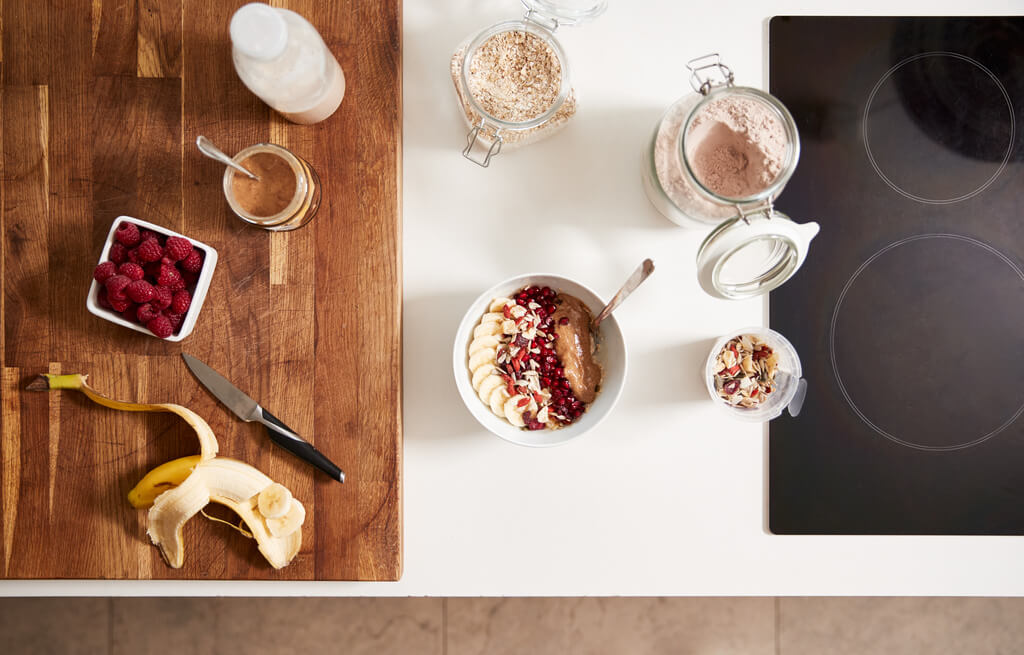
2, 597, 1024, 654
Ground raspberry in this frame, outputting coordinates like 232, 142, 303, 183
152, 286, 173, 310
139, 229, 162, 244
104, 274, 131, 301
126, 280, 155, 303
136, 303, 160, 324
164, 236, 193, 262
108, 243, 128, 264
137, 239, 163, 262
93, 261, 117, 283
109, 296, 132, 313
164, 312, 184, 331
144, 262, 162, 279
127, 248, 142, 265
114, 222, 141, 247
180, 250, 203, 274
157, 264, 184, 290
120, 306, 138, 322
146, 315, 173, 339
117, 262, 144, 281
97, 288, 112, 309
170, 290, 191, 314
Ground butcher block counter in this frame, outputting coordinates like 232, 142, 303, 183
1, 0, 402, 581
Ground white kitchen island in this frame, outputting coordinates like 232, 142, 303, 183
4, 0, 1023, 596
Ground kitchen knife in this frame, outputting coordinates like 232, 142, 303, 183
181, 353, 345, 483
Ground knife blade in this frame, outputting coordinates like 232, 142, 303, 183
182, 353, 345, 483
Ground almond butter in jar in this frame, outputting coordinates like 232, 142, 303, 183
222, 143, 321, 231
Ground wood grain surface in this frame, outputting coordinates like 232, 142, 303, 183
1, 0, 402, 580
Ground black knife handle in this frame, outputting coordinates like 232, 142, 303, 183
261, 408, 345, 483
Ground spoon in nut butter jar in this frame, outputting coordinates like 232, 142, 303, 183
196, 135, 259, 180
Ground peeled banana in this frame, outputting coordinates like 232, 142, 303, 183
28, 373, 305, 570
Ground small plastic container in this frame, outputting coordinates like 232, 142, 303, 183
703, 327, 806, 422
223, 143, 321, 231
451, 0, 607, 167
86, 216, 218, 342
230, 3, 345, 125
641, 54, 820, 300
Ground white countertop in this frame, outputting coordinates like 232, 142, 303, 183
6, 0, 1024, 596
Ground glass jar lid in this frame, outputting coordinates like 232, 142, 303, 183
520, 0, 608, 26
696, 210, 820, 300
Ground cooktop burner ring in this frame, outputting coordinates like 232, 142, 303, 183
829, 233, 1024, 452
862, 51, 1015, 205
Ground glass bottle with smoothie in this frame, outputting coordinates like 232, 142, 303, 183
229, 3, 345, 125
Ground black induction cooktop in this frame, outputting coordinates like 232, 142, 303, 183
768, 17, 1024, 534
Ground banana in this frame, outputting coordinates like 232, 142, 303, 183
467, 348, 496, 373
257, 483, 293, 519
489, 298, 514, 312
471, 363, 497, 390
27, 374, 219, 459
468, 334, 501, 357
488, 384, 510, 416
504, 394, 536, 427
28, 373, 303, 570
476, 375, 504, 404
266, 498, 306, 538
128, 455, 203, 508
472, 321, 503, 339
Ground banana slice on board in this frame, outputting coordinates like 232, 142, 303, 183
266, 498, 306, 538
257, 483, 293, 519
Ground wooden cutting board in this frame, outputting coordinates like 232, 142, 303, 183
0, 0, 402, 580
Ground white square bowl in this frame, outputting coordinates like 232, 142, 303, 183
86, 216, 218, 342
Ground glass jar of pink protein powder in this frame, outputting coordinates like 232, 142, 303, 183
642, 54, 820, 300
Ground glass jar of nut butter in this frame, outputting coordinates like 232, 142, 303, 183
223, 143, 320, 231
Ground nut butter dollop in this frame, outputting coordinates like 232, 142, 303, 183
551, 294, 603, 403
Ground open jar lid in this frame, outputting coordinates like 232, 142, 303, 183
696, 210, 820, 300
520, 0, 608, 26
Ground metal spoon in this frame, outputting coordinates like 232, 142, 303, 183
195, 135, 259, 180
592, 258, 655, 330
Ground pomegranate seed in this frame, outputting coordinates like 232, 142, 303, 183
536, 308, 547, 319
541, 287, 553, 298
545, 304, 557, 315
559, 317, 570, 325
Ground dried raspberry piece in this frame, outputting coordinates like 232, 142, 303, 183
109, 296, 132, 313
179, 250, 203, 274
146, 315, 174, 339
93, 261, 117, 283
157, 264, 184, 290
126, 280, 155, 303
170, 290, 191, 314
164, 312, 184, 332
117, 262, 144, 281
137, 239, 163, 262
114, 222, 141, 247
151, 285, 173, 310
136, 303, 160, 324
104, 274, 132, 301
108, 243, 128, 264
164, 236, 193, 262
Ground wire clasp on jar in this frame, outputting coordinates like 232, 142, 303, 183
687, 53, 735, 95
520, 0, 561, 31
463, 119, 504, 167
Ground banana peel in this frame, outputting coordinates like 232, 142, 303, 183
28, 373, 304, 570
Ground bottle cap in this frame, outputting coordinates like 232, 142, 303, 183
230, 3, 288, 60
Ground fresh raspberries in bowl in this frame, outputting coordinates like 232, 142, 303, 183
92, 221, 206, 339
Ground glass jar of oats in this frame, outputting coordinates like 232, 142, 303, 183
451, 0, 607, 167
641, 54, 821, 300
